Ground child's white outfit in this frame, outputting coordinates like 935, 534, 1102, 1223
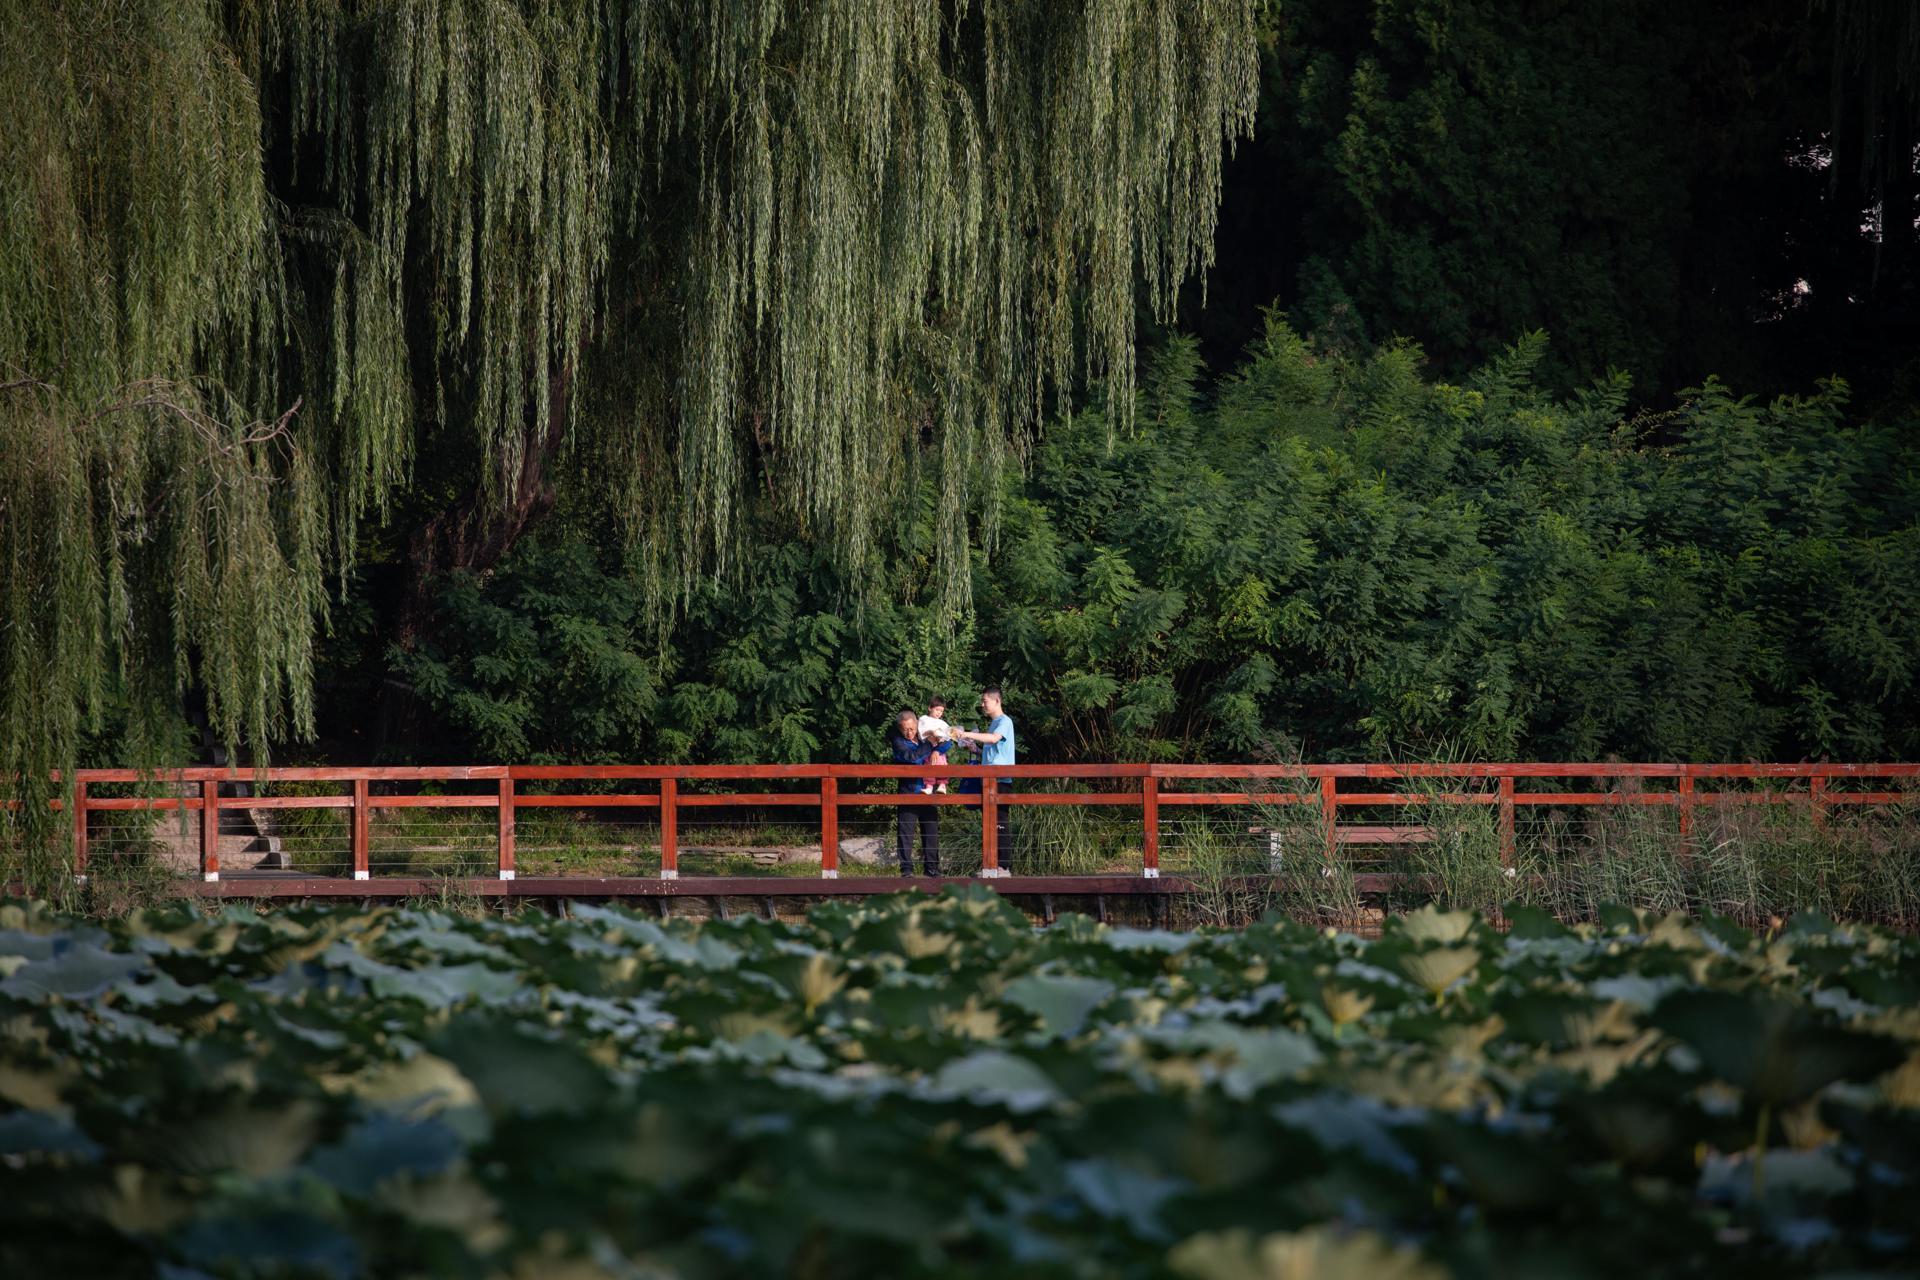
918, 715, 954, 793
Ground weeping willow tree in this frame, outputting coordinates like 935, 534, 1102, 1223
0, 0, 1257, 861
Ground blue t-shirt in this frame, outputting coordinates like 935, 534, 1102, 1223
980, 714, 1015, 766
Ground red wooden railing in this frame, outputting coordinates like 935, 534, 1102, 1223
42, 761, 1920, 890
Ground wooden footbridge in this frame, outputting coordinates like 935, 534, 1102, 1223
41, 761, 1917, 909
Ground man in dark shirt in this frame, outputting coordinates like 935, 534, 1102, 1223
888, 710, 940, 876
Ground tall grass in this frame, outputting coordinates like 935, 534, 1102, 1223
1396, 771, 1920, 931
1523, 798, 1694, 923
1163, 763, 1364, 929
1684, 800, 1920, 929
1166, 814, 1277, 929
1019, 794, 1125, 876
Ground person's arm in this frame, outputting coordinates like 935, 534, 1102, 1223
953, 724, 1005, 745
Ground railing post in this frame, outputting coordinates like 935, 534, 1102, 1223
1319, 772, 1338, 866
1498, 775, 1515, 873
1677, 767, 1695, 862
978, 775, 1005, 877
200, 779, 220, 883
71, 778, 88, 883
1141, 776, 1160, 878
352, 777, 370, 880
659, 777, 678, 879
497, 776, 516, 880
820, 775, 839, 879
1810, 773, 1827, 832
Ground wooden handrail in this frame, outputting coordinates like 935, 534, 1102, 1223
33, 761, 1917, 885
36, 761, 1920, 785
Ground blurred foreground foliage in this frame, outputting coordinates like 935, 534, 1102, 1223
4, 890, 1919, 1276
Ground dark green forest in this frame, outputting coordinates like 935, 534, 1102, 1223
344, 0, 1920, 767
7, 0, 1920, 788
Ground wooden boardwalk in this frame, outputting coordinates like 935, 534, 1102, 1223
48, 760, 1916, 900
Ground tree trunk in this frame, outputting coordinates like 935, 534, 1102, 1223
396, 366, 572, 646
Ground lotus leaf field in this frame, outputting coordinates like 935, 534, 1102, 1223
4, 891, 1920, 1278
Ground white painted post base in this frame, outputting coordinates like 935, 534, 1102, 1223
73, 874, 88, 886
499, 869, 516, 881
1142, 867, 1160, 879
976, 867, 1010, 879
353, 870, 370, 881
659, 868, 679, 880
821, 868, 838, 879
203, 872, 219, 883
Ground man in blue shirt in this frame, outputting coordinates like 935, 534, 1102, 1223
952, 686, 1016, 872
888, 710, 939, 876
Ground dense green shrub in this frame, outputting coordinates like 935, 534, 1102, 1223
987, 325, 1920, 761
396, 323, 1920, 764
394, 537, 973, 765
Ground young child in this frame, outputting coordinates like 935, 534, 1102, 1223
916, 697, 955, 794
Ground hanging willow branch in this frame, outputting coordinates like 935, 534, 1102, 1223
0, 0, 1257, 855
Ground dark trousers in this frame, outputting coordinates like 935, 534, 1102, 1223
896, 805, 940, 875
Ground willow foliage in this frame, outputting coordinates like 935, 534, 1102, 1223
1, 2, 328, 860
0, 0, 1259, 840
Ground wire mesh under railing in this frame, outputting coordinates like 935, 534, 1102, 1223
514, 809, 664, 882
830, 799, 978, 878
675, 801, 832, 877
367, 805, 497, 878
85, 802, 200, 880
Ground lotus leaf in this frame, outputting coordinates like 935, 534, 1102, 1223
1396, 945, 1481, 997
304, 1114, 464, 1194
1653, 991, 1907, 1105
1065, 1156, 1189, 1237
1573, 1092, 1682, 1168
0, 930, 58, 962
171, 1210, 361, 1280
320, 1052, 480, 1114
930, 1049, 1064, 1110
0, 944, 146, 999
432, 1019, 615, 1115
1003, 973, 1117, 1039
1318, 985, 1374, 1026
132, 1100, 320, 1177
1394, 904, 1477, 946
1698, 1146, 1854, 1205
0, 1108, 101, 1159
1272, 1093, 1420, 1175
1169, 1226, 1445, 1280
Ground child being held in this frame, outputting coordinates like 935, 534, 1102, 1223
917, 697, 954, 794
